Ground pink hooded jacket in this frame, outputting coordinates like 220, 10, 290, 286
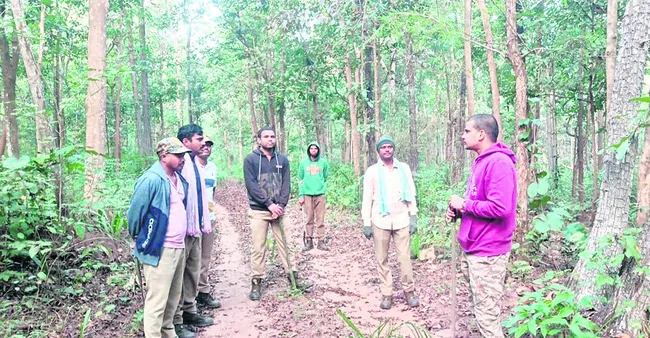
458, 143, 517, 256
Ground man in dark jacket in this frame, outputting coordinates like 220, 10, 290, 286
243, 126, 310, 300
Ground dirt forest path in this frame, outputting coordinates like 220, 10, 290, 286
197, 180, 479, 338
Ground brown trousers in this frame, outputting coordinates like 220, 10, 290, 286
198, 228, 215, 293
303, 194, 326, 239
249, 209, 295, 278
372, 225, 414, 296
143, 248, 185, 338
173, 236, 202, 324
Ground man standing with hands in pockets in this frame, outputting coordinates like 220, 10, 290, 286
447, 114, 517, 338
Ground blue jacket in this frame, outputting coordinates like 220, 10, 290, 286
127, 161, 188, 266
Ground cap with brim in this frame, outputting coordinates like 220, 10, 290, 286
204, 136, 214, 146
156, 137, 191, 155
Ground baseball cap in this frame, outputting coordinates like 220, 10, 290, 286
204, 136, 214, 146
156, 137, 191, 155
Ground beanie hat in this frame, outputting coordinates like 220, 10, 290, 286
376, 136, 395, 152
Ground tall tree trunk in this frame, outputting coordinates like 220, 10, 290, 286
364, 37, 376, 165
113, 23, 124, 171
84, 0, 108, 200
10, 0, 53, 152
506, 0, 530, 232
604, 0, 617, 145
343, 120, 351, 164
464, 0, 476, 116
128, 30, 143, 154
175, 46, 183, 127
406, 33, 418, 171
454, 73, 467, 184
575, 29, 586, 205
444, 52, 455, 165
570, 0, 650, 308
0, 1, 20, 158
277, 37, 286, 153
246, 63, 258, 140
477, 0, 501, 139
185, 0, 192, 124
588, 74, 598, 210
546, 58, 559, 188
389, 46, 397, 116
139, 0, 152, 154
345, 52, 361, 176
308, 57, 324, 149
373, 39, 381, 138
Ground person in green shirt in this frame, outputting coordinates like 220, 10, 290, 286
298, 142, 330, 251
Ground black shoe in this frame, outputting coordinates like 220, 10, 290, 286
174, 324, 196, 338
405, 291, 420, 307
316, 240, 329, 251
303, 238, 314, 252
287, 271, 314, 291
249, 278, 262, 301
182, 311, 214, 327
380, 296, 393, 310
196, 292, 221, 309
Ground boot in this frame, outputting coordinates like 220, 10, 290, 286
405, 291, 420, 307
182, 311, 214, 327
249, 278, 262, 301
302, 237, 314, 252
316, 239, 329, 251
287, 271, 314, 291
174, 324, 196, 338
380, 295, 393, 310
196, 292, 221, 309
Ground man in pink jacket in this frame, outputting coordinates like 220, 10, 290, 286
447, 114, 517, 338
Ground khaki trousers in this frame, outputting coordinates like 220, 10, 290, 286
372, 225, 414, 296
198, 225, 216, 293
249, 209, 294, 278
460, 251, 510, 338
143, 248, 185, 338
303, 194, 326, 239
173, 236, 202, 324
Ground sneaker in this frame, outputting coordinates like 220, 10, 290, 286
316, 240, 329, 251
380, 296, 393, 310
182, 311, 214, 327
405, 291, 420, 307
174, 324, 196, 338
302, 238, 314, 252
249, 278, 262, 301
196, 292, 221, 309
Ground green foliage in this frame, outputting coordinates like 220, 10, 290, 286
505, 272, 600, 338
326, 164, 361, 209
337, 308, 432, 338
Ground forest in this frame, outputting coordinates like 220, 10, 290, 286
1, 0, 650, 336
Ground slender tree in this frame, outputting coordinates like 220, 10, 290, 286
84, 0, 109, 200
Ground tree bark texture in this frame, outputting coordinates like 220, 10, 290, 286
128, 31, 143, 154
113, 23, 124, 171
506, 0, 530, 232
0, 3, 20, 158
246, 64, 258, 141
277, 37, 287, 154
476, 0, 501, 140
364, 37, 376, 165
83, 0, 108, 200
463, 0, 475, 116
345, 52, 361, 176
139, 0, 152, 154
575, 30, 586, 205
373, 40, 381, 139
570, 0, 650, 306
10, 0, 53, 152
546, 58, 558, 187
406, 33, 418, 171
175, 46, 183, 127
